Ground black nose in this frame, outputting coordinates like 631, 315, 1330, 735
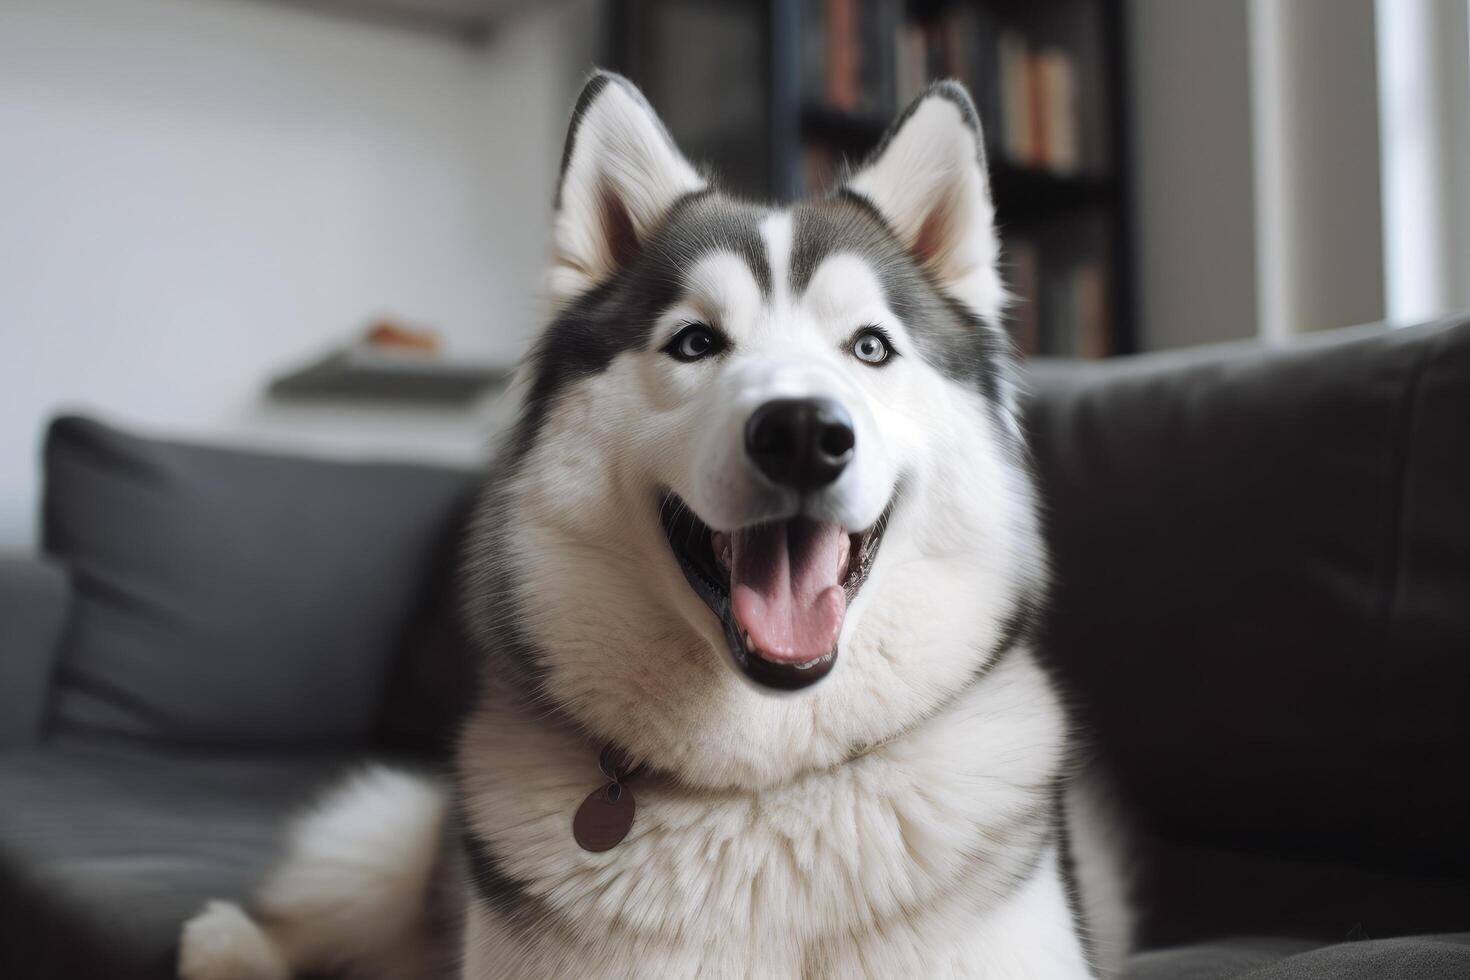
744, 398, 855, 492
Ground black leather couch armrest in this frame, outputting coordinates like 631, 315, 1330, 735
1019, 315, 1470, 945
0, 553, 70, 747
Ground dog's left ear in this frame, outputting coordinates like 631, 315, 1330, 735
550, 71, 706, 305
844, 82, 1004, 320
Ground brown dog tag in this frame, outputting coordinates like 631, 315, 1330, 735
573, 780, 635, 852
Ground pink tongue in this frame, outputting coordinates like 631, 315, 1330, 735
730, 520, 848, 664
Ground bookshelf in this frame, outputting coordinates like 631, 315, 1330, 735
608, 0, 1136, 358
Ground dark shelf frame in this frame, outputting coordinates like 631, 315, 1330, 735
1099, 0, 1137, 355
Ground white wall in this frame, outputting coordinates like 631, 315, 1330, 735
0, 0, 595, 549
1126, 0, 1261, 350
1250, 0, 1383, 339
1126, 0, 1388, 350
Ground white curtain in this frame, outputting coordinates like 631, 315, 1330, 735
1376, 0, 1470, 324
1248, 0, 1386, 338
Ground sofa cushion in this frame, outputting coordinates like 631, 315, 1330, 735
1123, 934, 1470, 979
42, 416, 478, 747
0, 554, 70, 748
0, 742, 362, 980
1129, 833, 1470, 952
1024, 316, 1470, 945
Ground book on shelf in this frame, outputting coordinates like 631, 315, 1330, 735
1004, 238, 1111, 359
1007, 239, 1042, 357
893, 20, 927, 107
802, 142, 843, 194
825, 0, 858, 110
1038, 48, 1079, 174
805, 2, 1101, 177
1073, 263, 1111, 359
996, 31, 1029, 165
807, 0, 896, 116
1000, 37, 1082, 174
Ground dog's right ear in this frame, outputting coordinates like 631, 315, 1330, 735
843, 81, 1003, 321
550, 71, 705, 305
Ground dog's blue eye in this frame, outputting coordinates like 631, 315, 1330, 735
850, 328, 893, 365
665, 323, 724, 362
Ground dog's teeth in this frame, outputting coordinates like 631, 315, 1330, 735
712, 531, 732, 569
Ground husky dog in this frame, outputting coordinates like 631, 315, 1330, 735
178, 73, 1129, 979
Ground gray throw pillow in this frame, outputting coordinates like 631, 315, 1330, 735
42, 415, 478, 747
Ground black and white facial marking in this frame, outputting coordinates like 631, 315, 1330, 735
465, 72, 1042, 785
507, 76, 1012, 473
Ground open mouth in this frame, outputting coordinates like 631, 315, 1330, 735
659, 493, 891, 691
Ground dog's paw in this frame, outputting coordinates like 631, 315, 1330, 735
177, 900, 289, 980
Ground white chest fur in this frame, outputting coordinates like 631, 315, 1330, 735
457, 651, 1091, 979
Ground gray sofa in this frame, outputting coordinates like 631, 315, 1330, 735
1, 418, 480, 979
3, 316, 1469, 978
